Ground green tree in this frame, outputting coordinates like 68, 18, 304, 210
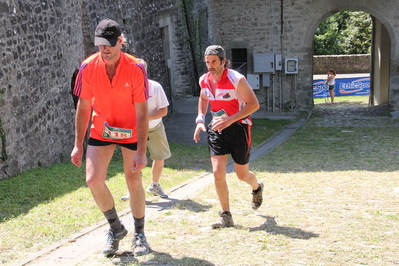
314, 11, 372, 55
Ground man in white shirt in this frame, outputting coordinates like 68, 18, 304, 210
122, 59, 171, 199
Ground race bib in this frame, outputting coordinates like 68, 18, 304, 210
102, 122, 132, 140
211, 109, 229, 118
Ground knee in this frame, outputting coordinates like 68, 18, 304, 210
213, 169, 226, 181
125, 172, 142, 187
86, 175, 103, 189
236, 171, 253, 182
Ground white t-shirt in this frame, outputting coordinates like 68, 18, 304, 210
148, 80, 169, 129
327, 74, 336, 85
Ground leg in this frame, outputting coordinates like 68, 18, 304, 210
85, 144, 116, 212
146, 122, 171, 198
146, 159, 168, 198
235, 163, 263, 210
121, 147, 146, 220
211, 155, 229, 211
330, 89, 335, 103
121, 147, 150, 255
86, 144, 128, 254
234, 163, 259, 190
151, 159, 164, 183
210, 155, 234, 229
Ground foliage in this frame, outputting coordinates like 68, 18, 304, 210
0, 86, 7, 161
0, 116, 7, 161
314, 11, 372, 55
180, 0, 207, 90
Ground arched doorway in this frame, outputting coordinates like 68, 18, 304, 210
312, 11, 391, 108
371, 18, 391, 105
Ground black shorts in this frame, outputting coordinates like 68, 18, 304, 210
207, 122, 251, 165
88, 138, 137, 151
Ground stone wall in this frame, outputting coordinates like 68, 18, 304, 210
0, 0, 200, 179
313, 54, 371, 74
2, 0, 399, 179
205, 0, 399, 111
0, 0, 83, 179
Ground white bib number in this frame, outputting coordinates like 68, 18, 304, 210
102, 122, 132, 140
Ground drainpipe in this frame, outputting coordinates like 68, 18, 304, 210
280, 0, 284, 112
182, 0, 201, 95
270, 0, 275, 112
369, 16, 375, 106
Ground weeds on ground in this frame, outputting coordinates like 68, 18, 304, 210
314, 95, 369, 107
130, 106, 399, 266
0, 118, 292, 265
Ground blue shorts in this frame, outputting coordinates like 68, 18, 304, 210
207, 122, 251, 165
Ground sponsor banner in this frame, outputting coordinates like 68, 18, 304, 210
313, 76, 370, 98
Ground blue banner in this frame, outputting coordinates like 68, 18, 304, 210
313, 76, 370, 98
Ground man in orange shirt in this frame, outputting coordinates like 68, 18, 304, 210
71, 19, 150, 256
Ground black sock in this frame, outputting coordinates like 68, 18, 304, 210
252, 184, 261, 193
103, 207, 122, 231
134, 216, 145, 235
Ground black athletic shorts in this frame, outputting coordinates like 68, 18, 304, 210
207, 122, 251, 165
88, 138, 137, 151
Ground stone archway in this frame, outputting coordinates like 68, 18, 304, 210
307, 9, 393, 108
371, 18, 391, 105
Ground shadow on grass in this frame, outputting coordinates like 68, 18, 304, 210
0, 153, 125, 223
106, 250, 215, 265
143, 251, 215, 266
248, 215, 319, 240
146, 198, 212, 213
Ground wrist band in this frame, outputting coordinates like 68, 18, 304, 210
195, 114, 205, 123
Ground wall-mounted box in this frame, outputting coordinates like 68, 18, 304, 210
284, 57, 299, 74
253, 53, 275, 73
262, 74, 270, 87
247, 74, 260, 90
275, 54, 282, 71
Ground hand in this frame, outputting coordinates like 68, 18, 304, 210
193, 123, 206, 143
132, 152, 147, 173
71, 146, 83, 167
211, 117, 231, 132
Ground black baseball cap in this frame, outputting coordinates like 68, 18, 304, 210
94, 19, 121, 47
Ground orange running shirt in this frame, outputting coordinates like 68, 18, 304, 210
73, 52, 149, 143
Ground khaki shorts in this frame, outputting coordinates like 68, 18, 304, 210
147, 121, 171, 161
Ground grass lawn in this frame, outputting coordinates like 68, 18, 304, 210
314, 94, 369, 106
0, 117, 293, 265
84, 99, 398, 266
128, 101, 399, 266
2, 95, 398, 266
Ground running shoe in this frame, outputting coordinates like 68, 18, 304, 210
146, 183, 168, 198
252, 181, 264, 210
211, 211, 234, 229
103, 224, 128, 254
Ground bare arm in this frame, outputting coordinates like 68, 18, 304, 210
327, 73, 335, 81
132, 101, 149, 172
211, 78, 259, 132
71, 98, 92, 167
148, 106, 168, 120
193, 93, 209, 143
